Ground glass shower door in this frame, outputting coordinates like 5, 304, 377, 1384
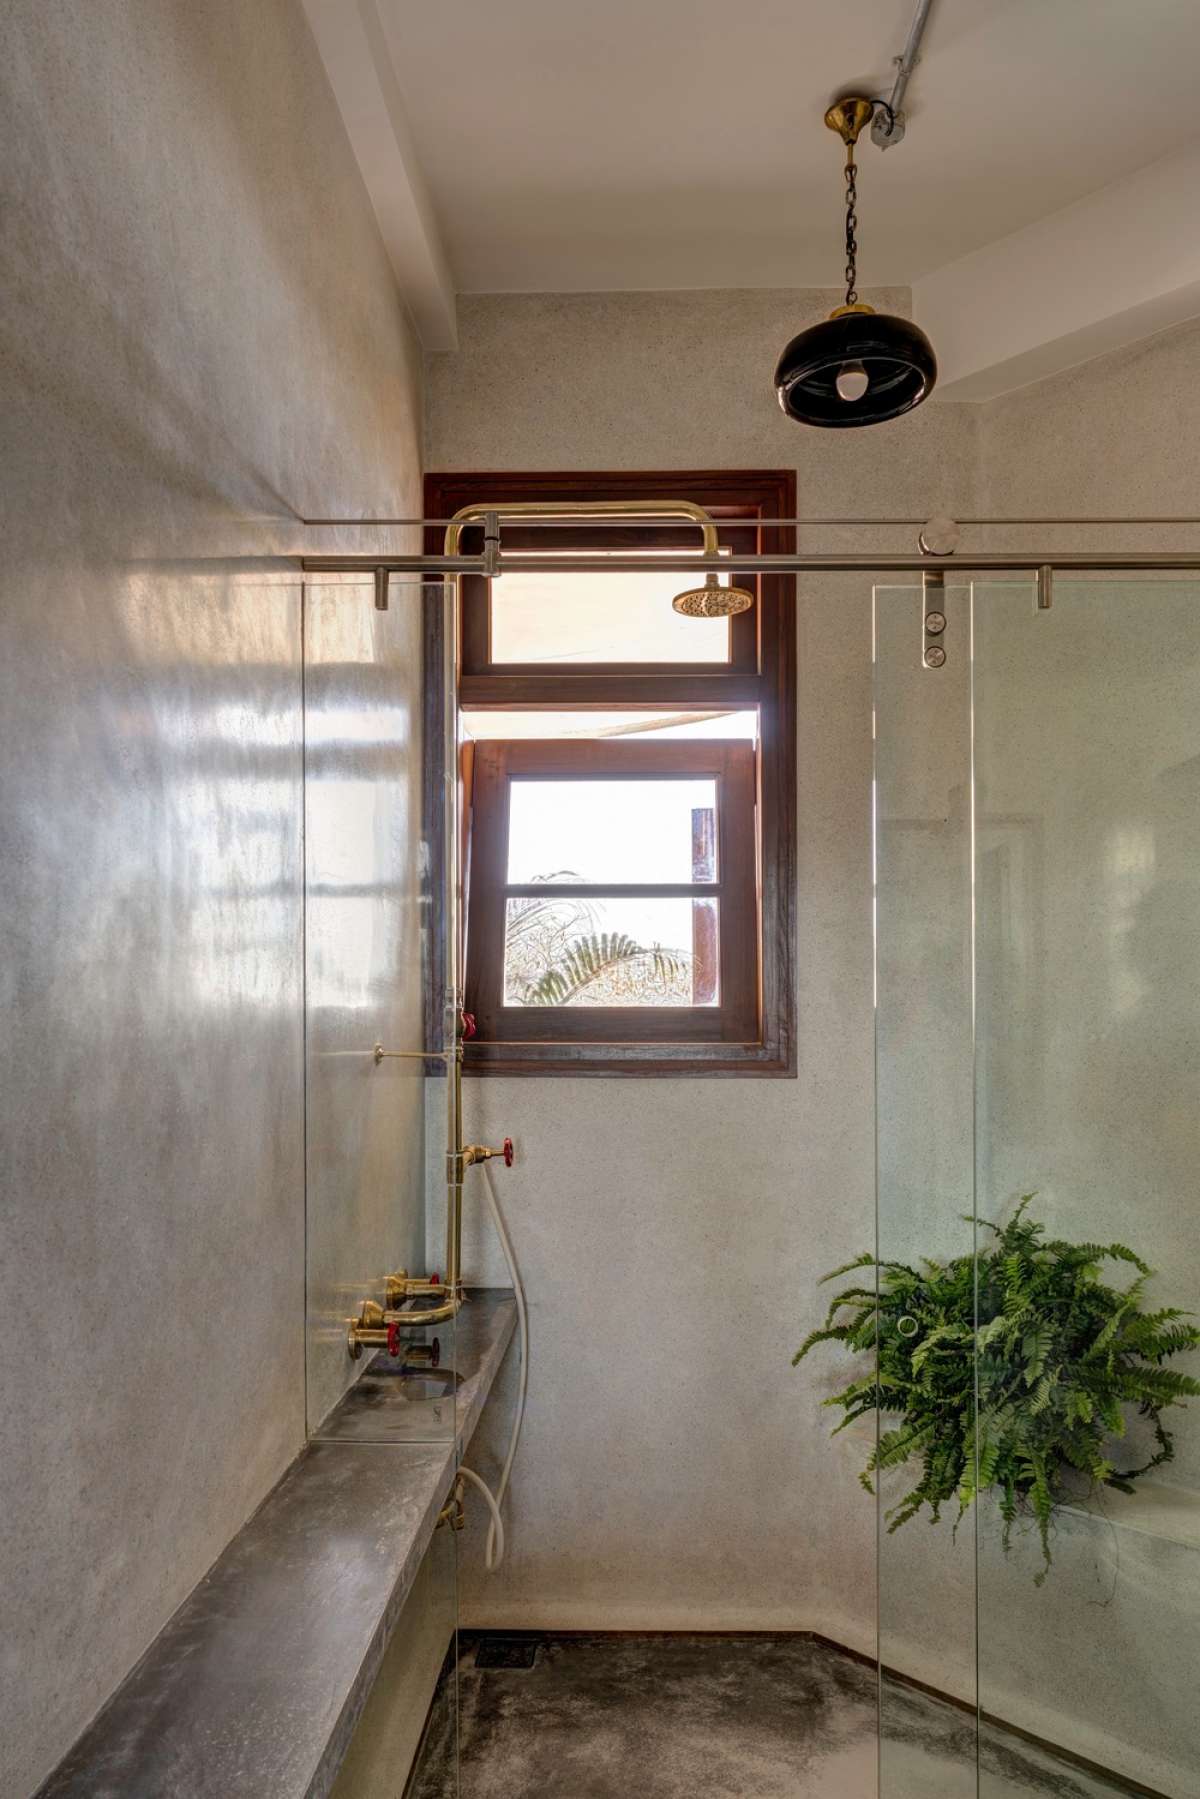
972, 578, 1200, 1799
875, 574, 1200, 1799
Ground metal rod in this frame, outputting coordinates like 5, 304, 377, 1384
304, 552, 1200, 575
300, 514, 1200, 529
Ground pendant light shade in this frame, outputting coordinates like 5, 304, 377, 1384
775, 305, 937, 428
776, 96, 937, 429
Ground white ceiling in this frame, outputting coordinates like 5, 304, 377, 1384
374, 0, 1200, 293
302, 0, 1200, 393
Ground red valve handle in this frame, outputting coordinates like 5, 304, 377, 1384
387, 1327, 441, 1366
460, 1010, 477, 1041
503, 1137, 514, 1167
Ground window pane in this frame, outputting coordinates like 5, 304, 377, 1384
504, 897, 719, 1007
490, 570, 731, 664
507, 779, 718, 885
463, 708, 758, 742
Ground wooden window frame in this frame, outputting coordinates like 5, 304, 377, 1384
425, 469, 797, 1078
467, 739, 759, 1046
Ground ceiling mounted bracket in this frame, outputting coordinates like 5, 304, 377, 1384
871, 0, 937, 149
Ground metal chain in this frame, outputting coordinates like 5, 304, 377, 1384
843, 150, 858, 306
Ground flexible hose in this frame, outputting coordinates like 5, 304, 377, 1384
455, 1466, 505, 1567
462, 1155, 529, 1572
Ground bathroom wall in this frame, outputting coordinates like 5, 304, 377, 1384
425, 288, 982, 1650
979, 315, 1200, 532
0, 3, 424, 1792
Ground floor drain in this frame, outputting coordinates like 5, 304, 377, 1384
474, 1637, 541, 1670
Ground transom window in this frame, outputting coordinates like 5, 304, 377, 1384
425, 470, 797, 1076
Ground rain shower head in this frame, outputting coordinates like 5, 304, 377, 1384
672, 573, 755, 618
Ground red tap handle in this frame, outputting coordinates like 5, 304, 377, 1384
460, 1010, 477, 1041
503, 1136, 514, 1167
387, 1327, 441, 1366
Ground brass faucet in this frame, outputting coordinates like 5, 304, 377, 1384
345, 1298, 446, 1363
347, 1014, 514, 1355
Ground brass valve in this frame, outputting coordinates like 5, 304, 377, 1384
462, 1136, 514, 1169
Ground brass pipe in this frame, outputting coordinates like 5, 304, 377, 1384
347, 1292, 458, 1357
352, 507, 528, 1358
443, 498, 754, 620
442, 498, 723, 561
446, 1042, 465, 1296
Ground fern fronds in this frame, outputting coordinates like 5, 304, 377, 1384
794, 1198, 1198, 1582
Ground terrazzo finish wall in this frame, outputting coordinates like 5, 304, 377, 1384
0, 4, 424, 1792
425, 288, 982, 1649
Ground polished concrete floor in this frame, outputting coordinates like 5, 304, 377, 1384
406, 1634, 1140, 1799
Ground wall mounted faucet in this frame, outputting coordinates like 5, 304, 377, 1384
346, 1303, 443, 1364
348, 1014, 514, 1355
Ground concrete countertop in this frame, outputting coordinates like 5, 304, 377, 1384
37, 1291, 517, 1799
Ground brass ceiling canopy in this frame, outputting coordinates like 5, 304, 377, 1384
824, 95, 875, 147
774, 95, 937, 428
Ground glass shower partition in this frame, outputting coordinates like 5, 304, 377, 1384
302, 576, 462, 1798
971, 577, 1200, 1799
875, 573, 1200, 1798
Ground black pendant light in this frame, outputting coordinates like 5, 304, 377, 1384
775, 97, 936, 428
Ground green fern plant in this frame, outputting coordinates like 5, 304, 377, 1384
795, 1197, 1200, 1581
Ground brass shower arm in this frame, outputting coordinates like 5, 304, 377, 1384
443, 498, 754, 618
442, 498, 723, 561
